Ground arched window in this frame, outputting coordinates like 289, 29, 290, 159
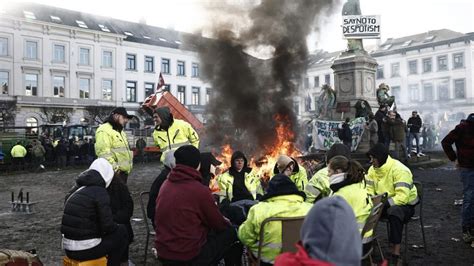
26, 117, 38, 134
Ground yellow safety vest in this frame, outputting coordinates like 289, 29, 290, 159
95, 123, 133, 174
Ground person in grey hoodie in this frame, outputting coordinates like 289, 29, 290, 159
300, 196, 362, 265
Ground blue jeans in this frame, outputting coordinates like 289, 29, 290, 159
408, 132, 421, 154
461, 168, 474, 230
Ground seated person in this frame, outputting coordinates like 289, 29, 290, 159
327, 155, 373, 242
305, 144, 351, 203
274, 155, 308, 191
274, 196, 362, 265
366, 143, 418, 265
155, 145, 238, 265
238, 174, 312, 265
61, 158, 128, 266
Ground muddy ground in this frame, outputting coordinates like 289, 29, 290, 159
0, 153, 473, 265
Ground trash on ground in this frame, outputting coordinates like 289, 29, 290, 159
435, 188, 442, 192
451, 238, 460, 242
423, 225, 433, 228
131, 218, 143, 222
454, 199, 463, 206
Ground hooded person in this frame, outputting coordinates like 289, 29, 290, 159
155, 145, 238, 265
238, 174, 312, 265
274, 155, 308, 191
442, 113, 474, 243
366, 143, 418, 264
147, 150, 176, 228
304, 143, 351, 203
152, 107, 199, 162
200, 152, 222, 187
274, 196, 362, 266
61, 158, 128, 266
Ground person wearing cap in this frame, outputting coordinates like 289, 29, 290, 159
304, 143, 351, 203
152, 106, 199, 162
238, 174, 312, 265
407, 110, 424, 158
61, 158, 128, 266
442, 113, 474, 243
155, 145, 238, 265
274, 196, 362, 266
366, 143, 418, 264
274, 155, 308, 191
95, 107, 133, 184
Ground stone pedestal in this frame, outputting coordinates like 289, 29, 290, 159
331, 52, 378, 119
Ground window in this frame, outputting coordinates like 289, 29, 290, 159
324, 74, 330, 85
53, 44, 65, 62
25, 41, 37, 59
376, 65, 384, 79
144, 56, 154, 72
102, 79, 112, 100
206, 88, 211, 104
391, 63, 400, 77
454, 79, 465, 99
192, 87, 200, 105
0, 37, 8, 56
408, 60, 417, 75
303, 78, 309, 89
126, 81, 137, 102
145, 82, 155, 97
161, 58, 170, 74
126, 54, 136, 70
102, 51, 112, 68
76, 20, 88, 28
437, 55, 448, 71
422, 58, 432, 73
391, 86, 401, 102
453, 53, 464, 69
50, 16, 62, 23
314, 76, 320, 88
177, 61, 186, 76
23, 11, 36, 20
304, 95, 311, 111
98, 24, 110, 32
124, 31, 133, 36
79, 78, 90, 99
26, 118, 38, 134
408, 84, 419, 102
53, 76, 65, 97
437, 80, 449, 100
177, 85, 186, 104
25, 74, 38, 96
163, 84, 171, 92
423, 83, 433, 101
0, 71, 8, 94
192, 63, 199, 77
293, 101, 300, 116
79, 48, 90, 65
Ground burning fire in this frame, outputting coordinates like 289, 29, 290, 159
215, 115, 301, 181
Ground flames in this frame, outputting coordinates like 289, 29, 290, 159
215, 115, 301, 181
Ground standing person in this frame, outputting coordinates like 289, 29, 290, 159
338, 118, 353, 150
107, 174, 134, 266
55, 138, 68, 170
407, 110, 424, 157
95, 107, 134, 184
31, 140, 46, 170
61, 158, 128, 266
375, 105, 388, 145
366, 113, 378, 148
152, 107, 199, 162
442, 113, 474, 243
155, 145, 238, 265
10, 141, 27, 171
387, 111, 408, 162
366, 143, 418, 265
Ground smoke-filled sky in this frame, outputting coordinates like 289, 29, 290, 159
3, 0, 473, 54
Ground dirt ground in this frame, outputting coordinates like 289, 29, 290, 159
0, 153, 473, 265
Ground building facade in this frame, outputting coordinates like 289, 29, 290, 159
0, 3, 211, 129
298, 29, 474, 124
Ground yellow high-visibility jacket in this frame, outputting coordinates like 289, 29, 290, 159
304, 167, 332, 203
366, 156, 418, 206
11, 145, 27, 158
238, 194, 312, 264
95, 123, 133, 174
333, 182, 373, 240
153, 119, 199, 161
217, 170, 263, 202
289, 164, 308, 192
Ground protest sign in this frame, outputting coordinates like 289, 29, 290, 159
342, 15, 381, 39
312, 117, 366, 151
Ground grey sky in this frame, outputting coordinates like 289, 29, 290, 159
3, 0, 473, 52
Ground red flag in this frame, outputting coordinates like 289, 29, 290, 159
157, 72, 165, 92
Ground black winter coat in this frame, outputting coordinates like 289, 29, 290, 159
147, 167, 171, 228
61, 170, 117, 240
407, 116, 422, 133
107, 178, 134, 242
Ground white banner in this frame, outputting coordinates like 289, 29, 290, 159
342, 15, 381, 39
312, 117, 366, 151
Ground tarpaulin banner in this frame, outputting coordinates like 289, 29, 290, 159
312, 117, 366, 151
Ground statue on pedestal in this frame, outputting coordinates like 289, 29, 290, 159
316, 84, 337, 119
376, 83, 395, 108
342, 0, 364, 53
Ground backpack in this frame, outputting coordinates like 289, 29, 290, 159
0, 249, 43, 266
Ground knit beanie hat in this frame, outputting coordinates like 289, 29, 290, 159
467, 113, 474, 122
276, 155, 294, 173
174, 145, 201, 169
367, 143, 389, 166
326, 143, 351, 163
